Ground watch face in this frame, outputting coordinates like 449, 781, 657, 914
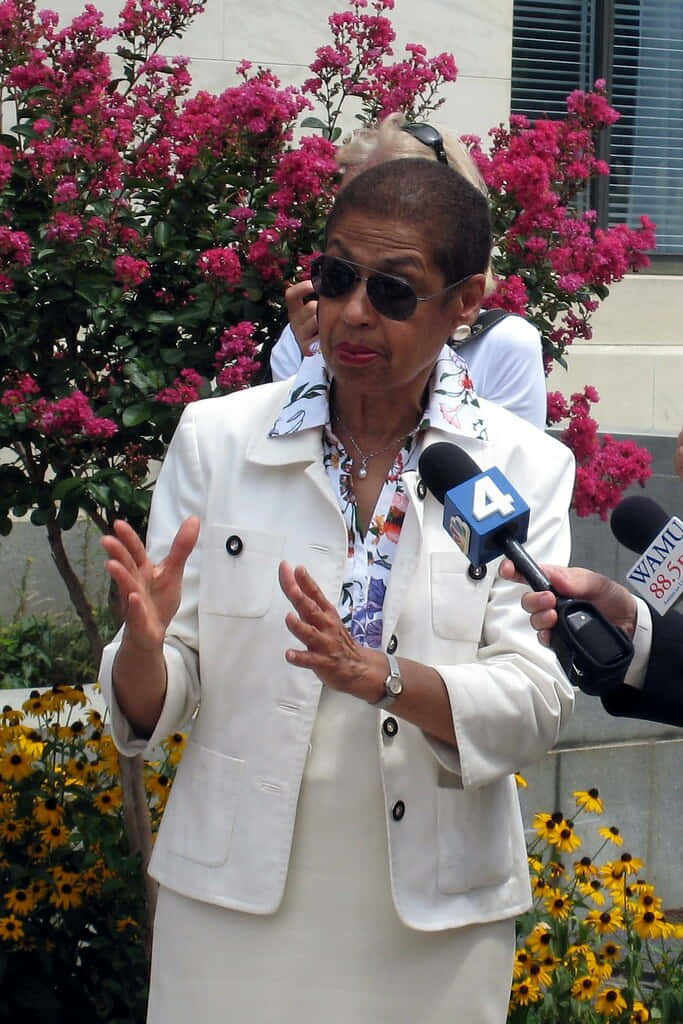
387, 676, 403, 697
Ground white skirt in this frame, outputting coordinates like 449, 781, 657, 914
147, 689, 515, 1023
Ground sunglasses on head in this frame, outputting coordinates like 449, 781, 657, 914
401, 122, 449, 166
311, 254, 471, 322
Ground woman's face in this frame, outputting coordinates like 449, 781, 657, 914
317, 210, 481, 401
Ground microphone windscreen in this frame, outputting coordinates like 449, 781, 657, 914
418, 442, 481, 504
609, 495, 670, 554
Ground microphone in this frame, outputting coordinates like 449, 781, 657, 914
418, 442, 634, 694
610, 495, 683, 615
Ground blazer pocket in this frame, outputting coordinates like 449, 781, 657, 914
201, 524, 285, 618
436, 780, 514, 894
164, 741, 245, 867
430, 552, 493, 641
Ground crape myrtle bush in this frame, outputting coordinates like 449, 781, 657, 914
0, 0, 655, 663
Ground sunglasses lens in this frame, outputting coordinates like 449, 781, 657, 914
366, 275, 416, 320
312, 256, 357, 299
311, 256, 417, 320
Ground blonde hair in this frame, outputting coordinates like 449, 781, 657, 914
337, 113, 495, 294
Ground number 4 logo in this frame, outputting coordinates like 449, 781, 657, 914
472, 475, 516, 521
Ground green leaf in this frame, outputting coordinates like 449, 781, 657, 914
56, 499, 79, 530
86, 483, 112, 507
301, 116, 329, 131
30, 507, 51, 526
160, 347, 185, 364
147, 310, 177, 325
52, 477, 84, 500
154, 221, 171, 247
122, 402, 153, 427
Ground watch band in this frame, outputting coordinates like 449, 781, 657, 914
372, 652, 403, 709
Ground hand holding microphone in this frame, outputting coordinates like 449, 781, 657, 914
418, 443, 634, 694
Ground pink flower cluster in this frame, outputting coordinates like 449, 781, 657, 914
214, 322, 260, 392
270, 136, 339, 213
155, 368, 203, 406
467, 82, 656, 363
114, 254, 151, 290
303, 0, 456, 126
546, 386, 652, 519
196, 247, 242, 285
1, 376, 119, 442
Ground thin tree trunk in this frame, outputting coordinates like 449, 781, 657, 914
45, 516, 157, 942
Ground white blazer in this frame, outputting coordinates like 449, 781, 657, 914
100, 379, 575, 931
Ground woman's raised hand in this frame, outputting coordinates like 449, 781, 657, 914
102, 516, 200, 652
285, 279, 319, 352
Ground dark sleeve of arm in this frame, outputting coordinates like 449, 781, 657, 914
600, 608, 683, 728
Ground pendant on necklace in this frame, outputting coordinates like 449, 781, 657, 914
358, 459, 369, 479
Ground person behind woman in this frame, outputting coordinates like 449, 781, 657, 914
270, 113, 547, 429
99, 158, 575, 1024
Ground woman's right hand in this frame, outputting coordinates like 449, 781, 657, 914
285, 279, 319, 353
101, 516, 200, 652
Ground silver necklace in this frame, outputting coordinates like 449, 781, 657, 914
332, 408, 415, 479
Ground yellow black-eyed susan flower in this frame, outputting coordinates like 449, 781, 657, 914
566, 943, 597, 972
632, 909, 663, 940
526, 923, 554, 955
543, 887, 572, 920
0, 748, 34, 782
591, 953, 614, 982
600, 941, 622, 962
578, 878, 607, 906
618, 851, 644, 875
33, 795, 64, 827
532, 812, 559, 842
513, 948, 531, 979
86, 708, 103, 728
637, 890, 662, 913
21, 693, 47, 716
595, 986, 627, 1017
146, 772, 172, 801
586, 907, 625, 934
0, 706, 24, 726
40, 822, 70, 851
65, 756, 89, 783
571, 975, 598, 1001
49, 875, 83, 911
63, 686, 87, 707
510, 980, 541, 1006
554, 822, 582, 853
26, 839, 48, 860
18, 728, 44, 759
28, 879, 49, 903
574, 855, 598, 878
0, 914, 24, 942
514, 772, 528, 788
573, 787, 604, 814
598, 825, 624, 846
526, 959, 554, 987
0, 818, 28, 842
94, 786, 123, 815
4, 887, 35, 916
630, 1001, 650, 1023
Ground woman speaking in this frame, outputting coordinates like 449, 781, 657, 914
100, 158, 575, 1024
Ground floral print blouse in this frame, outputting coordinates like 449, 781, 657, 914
269, 346, 488, 649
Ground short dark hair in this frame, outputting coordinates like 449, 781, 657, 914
325, 157, 492, 287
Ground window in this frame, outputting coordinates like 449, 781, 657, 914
511, 1, 683, 258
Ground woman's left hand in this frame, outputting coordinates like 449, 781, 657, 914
278, 561, 384, 700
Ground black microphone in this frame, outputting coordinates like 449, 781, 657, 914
419, 443, 552, 591
418, 442, 634, 694
610, 495, 683, 614
610, 495, 670, 553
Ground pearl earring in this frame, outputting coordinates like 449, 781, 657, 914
450, 324, 472, 344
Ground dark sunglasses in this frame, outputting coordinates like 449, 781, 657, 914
401, 122, 449, 166
311, 254, 471, 322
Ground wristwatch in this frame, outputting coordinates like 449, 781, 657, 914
372, 652, 403, 709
